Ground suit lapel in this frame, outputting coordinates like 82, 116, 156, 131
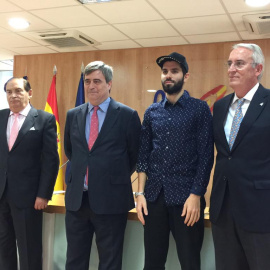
231, 85, 269, 152
216, 94, 234, 153
90, 98, 119, 151
11, 107, 37, 150
0, 109, 10, 152
76, 103, 89, 149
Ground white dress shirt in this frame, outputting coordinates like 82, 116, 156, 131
224, 83, 259, 143
6, 103, 31, 144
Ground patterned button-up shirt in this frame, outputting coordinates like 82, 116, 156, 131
137, 90, 214, 206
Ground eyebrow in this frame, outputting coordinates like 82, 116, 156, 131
6, 87, 23, 91
162, 68, 180, 71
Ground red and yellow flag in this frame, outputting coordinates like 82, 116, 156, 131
200, 85, 227, 112
44, 74, 63, 191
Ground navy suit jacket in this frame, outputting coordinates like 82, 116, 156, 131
64, 98, 141, 214
210, 84, 270, 232
0, 107, 59, 208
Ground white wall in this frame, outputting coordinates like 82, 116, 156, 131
0, 71, 12, 109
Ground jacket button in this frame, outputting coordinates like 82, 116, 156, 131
228, 156, 232, 160
223, 176, 227, 181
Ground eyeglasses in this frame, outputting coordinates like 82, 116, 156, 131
226, 60, 256, 70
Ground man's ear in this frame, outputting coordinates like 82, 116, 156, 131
184, 73, 190, 83
28, 89, 33, 99
255, 64, 263, 78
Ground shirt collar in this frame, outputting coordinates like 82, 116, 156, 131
232, 83, 259, 104
162, 90, 190, 108
9, 103, 31, 117
88, 97, 111, 113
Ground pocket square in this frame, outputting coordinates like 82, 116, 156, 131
30, 127, 35, 130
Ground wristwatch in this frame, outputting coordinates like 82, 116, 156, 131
135, 192, 145, 198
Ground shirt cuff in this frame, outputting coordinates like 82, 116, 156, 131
190, 185, 206, 196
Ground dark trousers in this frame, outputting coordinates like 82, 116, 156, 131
144, 191, 205, 270
0, 192, 42, 270
212, 188, 270, 270
65, 192, 128, 270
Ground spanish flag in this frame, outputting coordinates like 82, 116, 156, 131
44, 72, 63, 191
200, 85, 227, 112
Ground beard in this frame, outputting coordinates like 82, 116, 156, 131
162, 77, 185, 95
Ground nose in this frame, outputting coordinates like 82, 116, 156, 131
165, 71, 172, 79
86, 81, 95, 89
228, 63, 237, 72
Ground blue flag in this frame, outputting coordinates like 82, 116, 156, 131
75, 72, 85, 106
65, 72, 85, 184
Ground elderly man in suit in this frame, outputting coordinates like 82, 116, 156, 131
64, 61, 141, 270
0, 77, 59, 270
210, 43, 270, 270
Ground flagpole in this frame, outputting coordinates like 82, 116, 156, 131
53, 65, 57, 75
81, 62, 84, 73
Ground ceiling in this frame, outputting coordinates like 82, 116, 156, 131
0, 0, 269, 70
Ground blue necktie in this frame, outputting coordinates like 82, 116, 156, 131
229, 98, 245, 150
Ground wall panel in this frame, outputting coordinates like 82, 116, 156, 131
13, 39, 270, 205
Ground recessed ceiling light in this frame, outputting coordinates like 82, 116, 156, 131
8, 18, 30, 29
147, 90, 157, 93
245, 0, 270, 7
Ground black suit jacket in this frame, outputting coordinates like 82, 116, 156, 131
210, 84, 270, 232
64, 98, 141, 214
0, 107, 59, 208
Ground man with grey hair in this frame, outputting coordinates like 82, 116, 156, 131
210, 43, 270, 269
64, 61, 141, 270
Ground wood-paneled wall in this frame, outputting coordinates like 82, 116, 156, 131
13, 39, 270, 205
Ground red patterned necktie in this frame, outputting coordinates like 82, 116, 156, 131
86, 106, 99, 186
9, 113, 19, 151
88, 106, 99, 150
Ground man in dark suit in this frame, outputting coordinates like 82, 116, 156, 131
64, 61, 141, 270
210, 43, 270, 270
0, 77, 59, 270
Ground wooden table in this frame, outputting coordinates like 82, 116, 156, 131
45, 194, 211, 227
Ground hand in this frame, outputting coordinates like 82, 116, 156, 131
34, 197, 49, 210
136, 195, 148, 225
181, 194, 201, 226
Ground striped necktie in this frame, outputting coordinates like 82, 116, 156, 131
228, 98, 245, 150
